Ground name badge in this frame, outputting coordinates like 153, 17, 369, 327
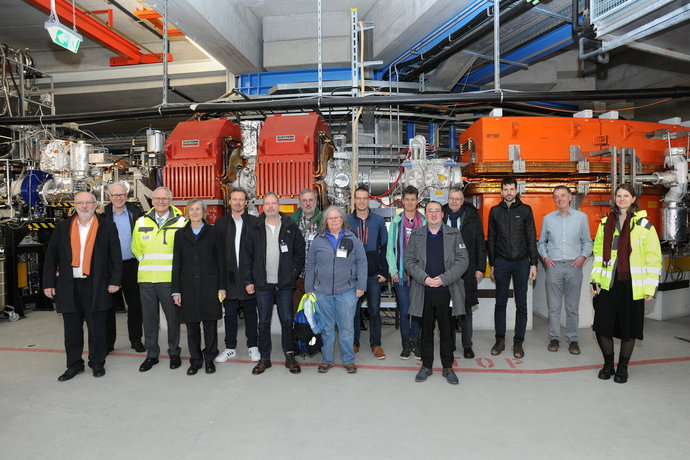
280, 244, 289, 253
336, 248, 347, 258
142, 234, 151, 241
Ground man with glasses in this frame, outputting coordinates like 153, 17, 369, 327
43, 191, 122, 381
289, 189, 323, 316
132, 186, 187, 372
347, 186, 388, 359
442, 186, 486, 359
102, 182, 145, 353
404, 201, 468, 384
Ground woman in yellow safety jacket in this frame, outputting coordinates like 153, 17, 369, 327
590, 184, 661, 384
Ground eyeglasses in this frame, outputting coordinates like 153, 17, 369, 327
327, 216, 342, 221
152, 197, 171, 202
426, 209, 442, 214
110, 193, 126, 198
75, 201, 96, 206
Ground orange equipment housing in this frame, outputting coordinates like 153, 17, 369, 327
256, 113, 330, 202
163, 118, 241, 223
459, 116, 688, 239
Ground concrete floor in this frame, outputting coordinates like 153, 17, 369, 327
1, 309, 689, 460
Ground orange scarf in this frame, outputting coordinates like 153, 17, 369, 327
70, 215, 99, 276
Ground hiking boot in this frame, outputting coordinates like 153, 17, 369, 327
284, 352, 301, 374
491, 338, 505, 356
512, 340, 525, 359
548, 339, 559, 352
568, 342, 581, 355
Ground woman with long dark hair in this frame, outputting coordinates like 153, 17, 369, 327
590, 184, 661, 383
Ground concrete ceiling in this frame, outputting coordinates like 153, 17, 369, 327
1, 0, 689, 143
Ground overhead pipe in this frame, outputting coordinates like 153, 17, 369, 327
2, 86, 690, 126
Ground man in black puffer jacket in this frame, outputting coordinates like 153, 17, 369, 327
487, 176, 538, 359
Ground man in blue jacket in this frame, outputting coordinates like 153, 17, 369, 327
347, 186, 388, 359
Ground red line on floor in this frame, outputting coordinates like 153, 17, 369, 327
3, 347, 690, 374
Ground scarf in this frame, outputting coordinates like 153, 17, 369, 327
70, 215, 99, 276
446, 206, 464, 229
602, 211, 632, 280
397, 211, 423, 286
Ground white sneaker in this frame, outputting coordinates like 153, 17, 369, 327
248, 347, 260, 362
215, 348, 237, 362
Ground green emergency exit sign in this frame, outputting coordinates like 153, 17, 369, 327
45, 20, 82, 53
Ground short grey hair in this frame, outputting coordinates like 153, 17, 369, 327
108, 181, 129, 194
264, 191, 280, 203
153, 186, 173, 200
552, 185, 573, 196
299, 188, 317, 200
319, 206, 351, 233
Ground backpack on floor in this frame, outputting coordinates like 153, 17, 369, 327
294, 293, 323, 357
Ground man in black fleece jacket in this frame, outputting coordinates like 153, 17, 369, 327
487, 177, 538, 359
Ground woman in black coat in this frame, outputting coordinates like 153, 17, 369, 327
172, 199, 226, 375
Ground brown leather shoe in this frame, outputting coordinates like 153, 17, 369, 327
548, 339, 559, 352
252, 359, 272, 375
372, 347, 386, 360
317, 363, 333, 373
345, 363, 357, 374
491, 338, 505, 356
568, 342, 581, 355
284, 352, 301, 374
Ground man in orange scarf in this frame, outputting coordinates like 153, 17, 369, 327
43, 191, 122, 381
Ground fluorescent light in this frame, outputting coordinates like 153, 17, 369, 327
186, 37, 225, 69
45, 18, 82, 53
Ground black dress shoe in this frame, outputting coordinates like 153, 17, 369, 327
92, 364, 106, 378
170, 355, 182, 369
463, 347, 475, 359
131, 341, 146, 353
205, 361, 216, 374
58, 367, 84, 382
139, 357, 159, 372
187, 365, 201, 376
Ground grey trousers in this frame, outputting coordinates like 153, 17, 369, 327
545, 260, 582, 342
139, 282, 181, 359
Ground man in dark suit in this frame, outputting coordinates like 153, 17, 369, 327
102, 182, 145, 353
43, 191, 122, 381
214, 188, 260, 363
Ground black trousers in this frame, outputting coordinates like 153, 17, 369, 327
106, 259, 143, 348
63, 277, 108, 369
187, 320, 218, 366
421, 288, 453, 369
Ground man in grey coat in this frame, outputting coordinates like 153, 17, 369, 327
404, 201, 469, 384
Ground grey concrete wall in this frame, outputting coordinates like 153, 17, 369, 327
264, 37, 350, 71
263, 11, 350, 41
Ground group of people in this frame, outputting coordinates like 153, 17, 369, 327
42, 177, 661, 385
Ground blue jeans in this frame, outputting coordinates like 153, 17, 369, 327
493, 257, 530, 342
354, 276, 382, 348
316, 289, 357, 365
222, 297, 258, 349
255, 285, 294, 360
394, 283, 420, 343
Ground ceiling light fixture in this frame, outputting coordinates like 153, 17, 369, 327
44, 0, 82, 53
186, 37, 225, 69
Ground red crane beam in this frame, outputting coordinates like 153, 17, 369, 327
24, 0, 171, 66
